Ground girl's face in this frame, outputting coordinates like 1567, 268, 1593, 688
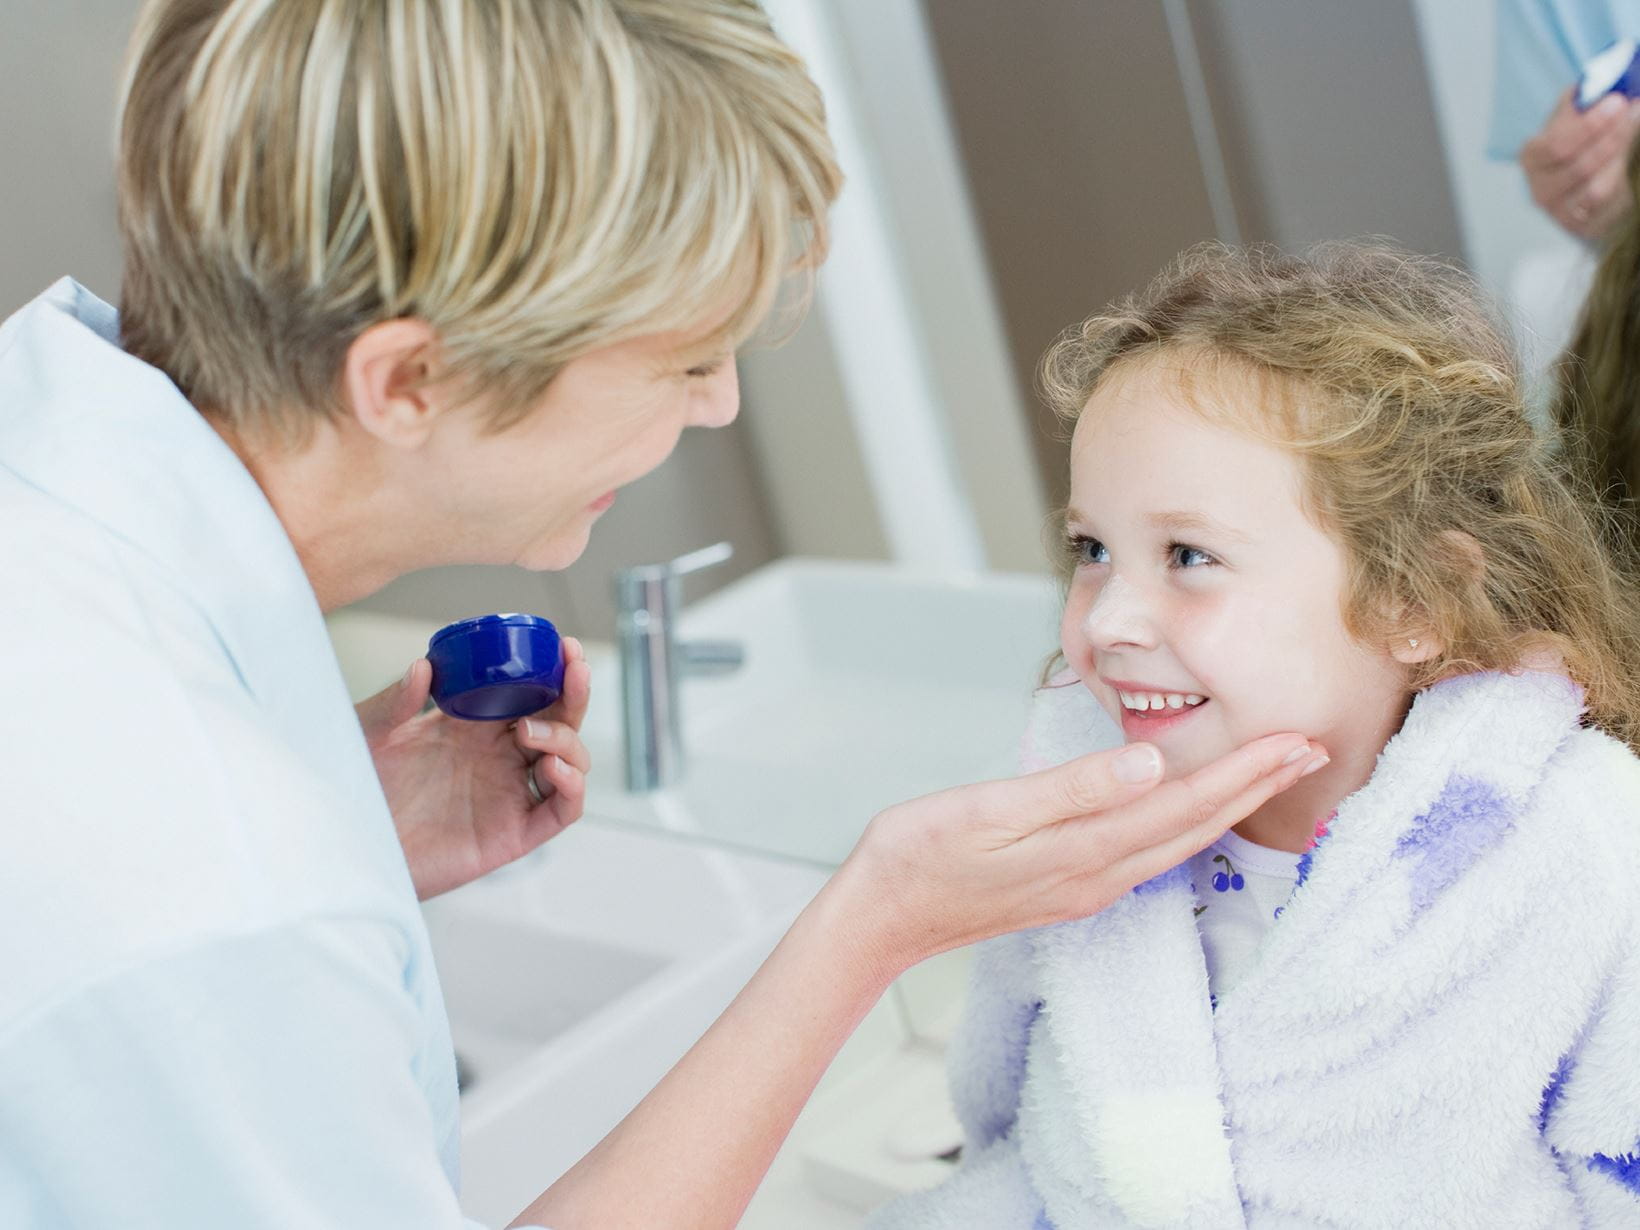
1059, 358, 1413, 836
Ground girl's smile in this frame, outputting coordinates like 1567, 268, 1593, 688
1103, 678, 1211, 738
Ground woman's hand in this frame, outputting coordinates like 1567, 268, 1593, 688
356, 638, 593, 900
1521, 89, 1640, 239
835, 732, 1327, 976
517, 730, 1325, 1230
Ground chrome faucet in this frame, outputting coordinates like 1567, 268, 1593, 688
614, 541, 745, 792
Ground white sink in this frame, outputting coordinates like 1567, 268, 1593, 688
422, 824, 830, 1226
579, 558, 1063, 866
424, 909, 666, 1089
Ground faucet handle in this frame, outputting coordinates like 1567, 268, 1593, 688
614, 541, 735, 616
678, 638, 745, 676
666, 540, 734, 578
614, 541, 734, 587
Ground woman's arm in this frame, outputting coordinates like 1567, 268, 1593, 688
515, 731, 1323, 1229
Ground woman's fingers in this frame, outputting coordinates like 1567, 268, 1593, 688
960, 741, 1168, 846
1129, 734, 1326, 847
1024, 733, 1320, 895
517, 716, 592, 775
539, 749, 585, 807
1013, 731, 1312, 844
1092, 739, 1327, 897
1566, 94, 1632, 177
525, 748, 587, 839
1524, 92, 1640, 236
514, 668, 591, 841
545, 636, 592, 731
1584, 149, 1638, 235
845, 731, 1329, 968
355, 657, 432, 741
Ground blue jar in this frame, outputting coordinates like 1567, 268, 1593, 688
426, 613, 565, 721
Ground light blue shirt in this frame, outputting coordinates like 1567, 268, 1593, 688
1490, 0, 1640, 157
0, 281, 542, 1228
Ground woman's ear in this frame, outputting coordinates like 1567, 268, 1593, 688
340, 319, 447, 449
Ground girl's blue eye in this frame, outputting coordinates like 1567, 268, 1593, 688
1169, 542, 1216, 569
1067, 534, 1109, 566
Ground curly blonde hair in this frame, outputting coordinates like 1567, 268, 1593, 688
1041, 241, 1640, 751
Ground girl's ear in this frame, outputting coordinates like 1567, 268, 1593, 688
1391, 632, 1442, 664
1389, 530, 1484, 665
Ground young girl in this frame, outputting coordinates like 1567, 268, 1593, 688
871, 243, 1640, 1228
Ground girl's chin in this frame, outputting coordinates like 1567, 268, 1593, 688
1115, 724, 1223, 781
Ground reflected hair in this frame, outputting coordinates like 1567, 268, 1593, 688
1040, 241, 1640, 750
116, 0, 841, 444
1554, 134, 1640, 527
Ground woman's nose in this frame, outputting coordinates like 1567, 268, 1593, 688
1078, 572, 1159, 650
689, 361, 740, 429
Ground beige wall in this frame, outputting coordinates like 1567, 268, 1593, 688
1188, 0, 1465, 256
0, 0, 135, 314
922, 0, 1465, 508
737, 312, 890, 565
825, 0, 1050, 572
924, 0, 1226, 508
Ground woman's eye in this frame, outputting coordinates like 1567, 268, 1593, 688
1067, 534, 1109, 567
1169, 542, 1215, 569
685, 357, 725, 379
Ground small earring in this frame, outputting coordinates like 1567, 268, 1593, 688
1408, 638, 1420, 650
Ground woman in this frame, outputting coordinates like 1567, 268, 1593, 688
0, 3, 1325, 1227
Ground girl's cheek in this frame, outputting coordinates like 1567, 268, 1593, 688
1168, 590, 1243, 659
1060, 596, 1094, 676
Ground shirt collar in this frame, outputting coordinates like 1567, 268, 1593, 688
0, 279, 360, 765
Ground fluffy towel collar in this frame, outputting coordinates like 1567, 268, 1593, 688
1011, 669, 1587, 1227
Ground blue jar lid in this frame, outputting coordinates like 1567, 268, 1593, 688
426, 612, 565, 721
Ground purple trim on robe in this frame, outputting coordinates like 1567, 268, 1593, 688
1395, 774, 1518, 911
1134, 862, 1191, 895
1538, 1053, 1573, 1133
1588, 1151, 1640, 1193
970, 998, 1041, 1145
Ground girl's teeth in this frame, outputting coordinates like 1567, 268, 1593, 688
1117, 690, 1207, 712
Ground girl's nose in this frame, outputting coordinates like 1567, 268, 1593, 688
1078, 572, 1159, 651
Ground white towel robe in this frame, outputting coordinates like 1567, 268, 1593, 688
870, 671, 1640, 1229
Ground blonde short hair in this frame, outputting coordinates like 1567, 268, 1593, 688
116, 0, 840, 442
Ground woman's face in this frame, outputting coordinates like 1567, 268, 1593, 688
427, 327, 741, 570
1057, 357, 1412, 814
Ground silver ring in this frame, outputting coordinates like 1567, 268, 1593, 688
525, 761, 548, 806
